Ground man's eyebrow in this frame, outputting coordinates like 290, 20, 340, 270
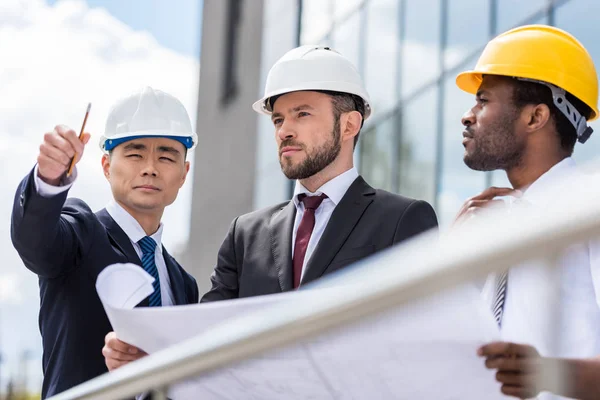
291, 104, 314, 112
272, 104, 315, 120
157, 146, 181, 156
122, 142, 147, 151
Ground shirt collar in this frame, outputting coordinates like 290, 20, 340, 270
292, 167, 359, 207
105, 200, 164, 247
518, 157, 577, 207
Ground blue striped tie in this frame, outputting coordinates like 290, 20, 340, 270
138, 236, 161, 307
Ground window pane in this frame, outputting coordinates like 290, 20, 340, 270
360, 116, 395, 191
301, 0, 333, 44
398, 87, 438, 204
496, 0, 547, 33
365, 0, 400, 114
401, 0, 441, 98
333, 0, 363, 19
331, 8, 361, 69
445, 0, 489, 70
438, 65, 486, 227
554, 0, 600, 164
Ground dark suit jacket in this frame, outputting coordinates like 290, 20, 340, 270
202, 176, 438, 301
10, 170, 199, 399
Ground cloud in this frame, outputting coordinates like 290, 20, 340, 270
0, 274, 22, 304
0, 0, 199, 390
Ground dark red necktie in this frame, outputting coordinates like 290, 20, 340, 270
293, 193, 328, 288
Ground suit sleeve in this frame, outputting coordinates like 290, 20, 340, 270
200, 217, 240, 302
189, 275, 200, 303
10, 169, 95, 279
392, 200, 438, 244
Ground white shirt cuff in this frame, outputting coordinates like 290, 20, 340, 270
33, 164, 77, 197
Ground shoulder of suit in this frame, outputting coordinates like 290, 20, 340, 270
235, 201, 291, 224
371, 188, 419, 205
370, 188, 434, 213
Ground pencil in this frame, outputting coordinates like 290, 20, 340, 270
66, 103, 91, 178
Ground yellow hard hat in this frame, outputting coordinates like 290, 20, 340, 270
456, 25, 599, 123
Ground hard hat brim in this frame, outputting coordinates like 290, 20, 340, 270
456, 70, 599, 120
253, 83, 372, 120
455, 71, 483, 95
99, 130, 198, 152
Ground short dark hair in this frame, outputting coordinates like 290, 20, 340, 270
324, 91, 365, 148
268, 90, 365, 148
510, 78, 592, 156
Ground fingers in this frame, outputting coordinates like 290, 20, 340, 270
484, 356, 540, 373
103, 332, 146, 372
454, 199, 507, 226
105, 332, 140, 354
500, 383, 538, 399
39, 141, 71, 166
81, 132, 91, 145
496, 371, 537, 386
37, 126, 91, 183
473, 186, 521, 201
56, 124, 86, 157
479, 342, 543, 399
479, 342, 539, 358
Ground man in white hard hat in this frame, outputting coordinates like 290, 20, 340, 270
10, 87, 200, 398
201, 45, 438, 300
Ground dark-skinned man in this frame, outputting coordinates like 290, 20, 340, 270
455, 25, 600, 400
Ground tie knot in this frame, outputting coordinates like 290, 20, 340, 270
138, 236, 157, 255
298, 193, 328, 210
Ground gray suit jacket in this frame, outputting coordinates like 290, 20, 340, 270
201, 176, 438, 301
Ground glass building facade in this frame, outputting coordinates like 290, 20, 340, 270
297, 0, 600, 226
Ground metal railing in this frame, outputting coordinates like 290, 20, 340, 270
49, 167, 600, 400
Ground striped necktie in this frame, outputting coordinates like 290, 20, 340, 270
492, 270, 508, 326
492, 196, 529, 326
138, 236, 162, 307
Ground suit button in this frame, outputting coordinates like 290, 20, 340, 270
19, 193, 25, 207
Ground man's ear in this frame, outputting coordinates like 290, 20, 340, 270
340, 110, 362, 144
523, 103, 552, 133
101, 153, 111, 180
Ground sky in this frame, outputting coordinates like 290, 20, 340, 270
0, 0, 202, 393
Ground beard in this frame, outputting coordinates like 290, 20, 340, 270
280, 118, 341, 180
463, 108, 525, 171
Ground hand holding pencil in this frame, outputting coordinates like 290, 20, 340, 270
37, 103, 92, 186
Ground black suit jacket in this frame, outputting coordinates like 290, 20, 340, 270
202, 176, 438, 301
10, 170, 199, 399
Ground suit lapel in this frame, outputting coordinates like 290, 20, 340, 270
162, 248, 187, 305
269, 201, 297, 292
96, 209, 142, 265
301, 176, 375, 284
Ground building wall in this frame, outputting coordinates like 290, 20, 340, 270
182, 0, 265, 291
252, 0, 300, 210
297, 0, 600, 227
186, 0, 600, 289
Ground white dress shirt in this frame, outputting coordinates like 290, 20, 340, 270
481, 158, 600, 399
291, 167, 359, 283
34, 165, 175, 306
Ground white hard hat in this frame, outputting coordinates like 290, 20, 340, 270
252, 45, 372, 120
99, 86, 198, 152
